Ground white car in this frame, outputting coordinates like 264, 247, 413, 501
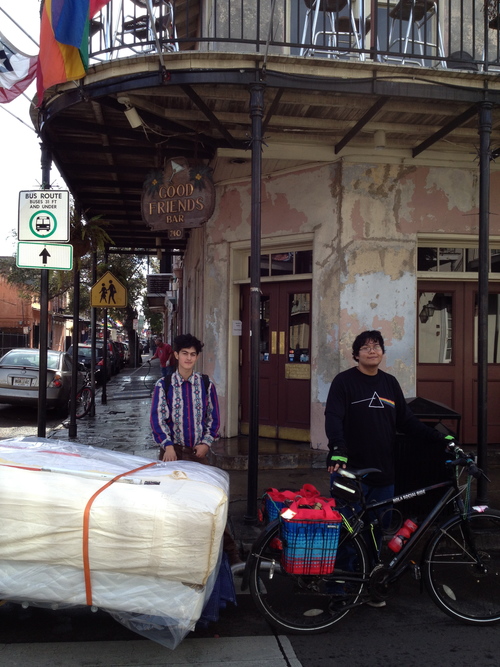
0, 348, 85, 413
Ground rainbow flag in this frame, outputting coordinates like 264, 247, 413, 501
37, 0, 111, 104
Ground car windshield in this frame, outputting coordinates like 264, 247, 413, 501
0, 350, 60, 370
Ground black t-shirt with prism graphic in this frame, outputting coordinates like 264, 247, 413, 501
325, 367, 444, 486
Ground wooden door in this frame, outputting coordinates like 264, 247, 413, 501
240, 281, 312, 441
417, 281, 500, 444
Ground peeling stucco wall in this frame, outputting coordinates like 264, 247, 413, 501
187, 157, 500, 446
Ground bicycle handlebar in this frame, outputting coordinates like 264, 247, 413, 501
445, 442, 489, 481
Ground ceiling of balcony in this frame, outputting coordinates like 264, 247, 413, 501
33, 52, 500, 255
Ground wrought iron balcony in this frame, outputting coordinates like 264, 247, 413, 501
87, 0, 500, 73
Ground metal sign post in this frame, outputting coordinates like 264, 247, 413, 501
36, 147, 52, 438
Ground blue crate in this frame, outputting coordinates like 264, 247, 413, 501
280, 518, 341, 575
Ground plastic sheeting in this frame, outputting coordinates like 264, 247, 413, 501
0, 437, 230, 648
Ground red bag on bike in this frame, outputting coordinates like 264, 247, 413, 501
280, 497, 339, 522
262, 484, 324, 523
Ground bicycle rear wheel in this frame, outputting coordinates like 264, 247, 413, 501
247, 520, 369, 634
423, 509, 500, 624
75, 386, 94, 419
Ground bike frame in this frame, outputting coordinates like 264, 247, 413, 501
338, 476, 468, 585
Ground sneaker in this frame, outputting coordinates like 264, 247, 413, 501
366, 599, 387, 608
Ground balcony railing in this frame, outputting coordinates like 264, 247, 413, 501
87, 1, 500, 74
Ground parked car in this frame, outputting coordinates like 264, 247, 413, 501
0, 348, 85, 412
67, 344, 112, 383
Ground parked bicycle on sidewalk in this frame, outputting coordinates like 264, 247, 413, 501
73, 370, 94, 419
243, 442, 500, 633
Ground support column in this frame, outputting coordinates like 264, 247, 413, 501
244, 82, 265, 525
90, 250, 97, 416
476, 100, 492, 503
68, 204, 81, 438
101, 249, 108, 405
37, 143, 51, 438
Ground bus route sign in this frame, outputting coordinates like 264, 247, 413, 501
18, 190, 70, 243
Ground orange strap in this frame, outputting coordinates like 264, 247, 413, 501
82, 461, 157, 606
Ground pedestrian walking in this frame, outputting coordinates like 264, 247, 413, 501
150, 335, 175, 379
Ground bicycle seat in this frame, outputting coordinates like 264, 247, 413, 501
339, 467, 381, 480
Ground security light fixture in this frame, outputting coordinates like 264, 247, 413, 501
117, 96, 143, 129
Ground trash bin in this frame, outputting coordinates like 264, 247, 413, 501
394, 397, 461, 520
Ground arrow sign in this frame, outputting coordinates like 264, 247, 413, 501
40, 247, 51, 265
16, 242, 73, 271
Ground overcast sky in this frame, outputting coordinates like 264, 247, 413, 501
0, 0, 65, 256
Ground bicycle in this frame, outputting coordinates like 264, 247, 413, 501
74, 371, 94, 419
243, 442, 500, 634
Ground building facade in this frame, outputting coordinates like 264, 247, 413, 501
32, 0, 500, 446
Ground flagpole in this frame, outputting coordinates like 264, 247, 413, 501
0, 7, 39, 48
0, 103, 37, 131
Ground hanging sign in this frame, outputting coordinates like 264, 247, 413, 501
141, 157, 215, 231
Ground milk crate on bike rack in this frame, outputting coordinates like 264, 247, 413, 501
279, 500, 342, 575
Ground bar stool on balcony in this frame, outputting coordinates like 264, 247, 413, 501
384, 0, 446, 68
122, 0, 178, 53
300, 0, 367, 60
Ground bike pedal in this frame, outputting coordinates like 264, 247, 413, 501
410, 562, 421, 580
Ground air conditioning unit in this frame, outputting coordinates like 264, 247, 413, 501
147, 273, 173, 296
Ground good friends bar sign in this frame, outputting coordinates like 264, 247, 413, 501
141, 158, 215, 231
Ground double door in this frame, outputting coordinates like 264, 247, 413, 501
240, 281, 312, 441
417, 281, 500, 443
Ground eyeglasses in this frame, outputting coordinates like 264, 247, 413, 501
359, 344, 382, 353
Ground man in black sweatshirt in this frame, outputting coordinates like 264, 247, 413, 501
325, 329, 447, 485
325, 331, 451, 604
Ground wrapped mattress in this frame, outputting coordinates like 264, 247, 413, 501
0, 437, 230, 646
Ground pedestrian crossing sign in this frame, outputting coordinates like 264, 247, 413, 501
91, 271, 127, 308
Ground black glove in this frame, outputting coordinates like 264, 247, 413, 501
326, 444, 348, 468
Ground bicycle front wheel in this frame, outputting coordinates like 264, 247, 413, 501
75, 386, 94, 419
247, 520, 369, 634
423, 509, 500, 624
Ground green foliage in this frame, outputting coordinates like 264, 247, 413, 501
143, 293, 164, 333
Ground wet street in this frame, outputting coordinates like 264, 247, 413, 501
0, 404, 63, 440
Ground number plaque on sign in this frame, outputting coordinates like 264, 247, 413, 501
168, 228, 185, 240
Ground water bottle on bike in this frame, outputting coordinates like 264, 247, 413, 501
387, 518, 418, 553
